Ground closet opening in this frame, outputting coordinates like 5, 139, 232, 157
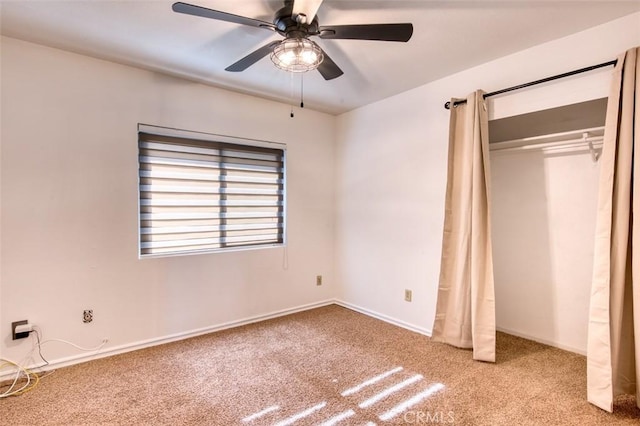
489, 98, 607, 355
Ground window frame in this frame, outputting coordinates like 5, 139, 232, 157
137, 124, 287, 259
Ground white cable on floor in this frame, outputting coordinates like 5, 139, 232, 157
0, 358, 34, 398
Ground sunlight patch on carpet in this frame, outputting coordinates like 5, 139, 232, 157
340, 366, 404, 397
378, 383, 446, 421
239, 365, 443, 425
318, 409, 356, 426
242, 405, 280, 422
340, 367, 403, 396
359, 374, 424, 408
273, 401, 327, 426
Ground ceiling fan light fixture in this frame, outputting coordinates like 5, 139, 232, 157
270, 38, 324, 72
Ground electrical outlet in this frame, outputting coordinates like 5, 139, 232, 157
404, 289, 412, 302
11, 320, 29, 340
316, 275, 322, 286
83, 310, 93, 323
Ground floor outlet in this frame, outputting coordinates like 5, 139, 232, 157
83, 310, 93, 323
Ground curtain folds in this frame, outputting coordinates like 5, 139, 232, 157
587, 47, 640, 412
431, 90, 496, 363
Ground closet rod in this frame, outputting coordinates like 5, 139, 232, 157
443, 59, 618, 110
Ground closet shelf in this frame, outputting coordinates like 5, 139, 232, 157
489, 126, 604, 154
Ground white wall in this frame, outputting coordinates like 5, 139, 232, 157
491, 146, 600, 354
335, 12, 640, 351
0, 37, 335, 364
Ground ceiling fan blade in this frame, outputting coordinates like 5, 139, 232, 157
225, 41, 281, 72
292, 0, 324, 23
319, 23, 413, 42
172, 2, 276, 31
317, 48, 343, 81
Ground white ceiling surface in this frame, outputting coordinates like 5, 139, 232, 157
1, 1, 640, 115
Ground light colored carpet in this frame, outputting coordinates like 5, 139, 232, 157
1, 304, 638, 425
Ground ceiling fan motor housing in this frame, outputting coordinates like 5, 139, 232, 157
274, 4, 319, 38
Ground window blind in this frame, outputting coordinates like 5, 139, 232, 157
138, 132, 285, 257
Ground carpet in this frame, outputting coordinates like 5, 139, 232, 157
1, 304, 638, 425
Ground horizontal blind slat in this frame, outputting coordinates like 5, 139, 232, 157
140, 185, 282, 195
140, 141, 281, 162
139, 170, 283, 184
140, 155, 282, 173
141, 212, 283, 220
141, 223, 281, 235
141, 233, 281, 249
140, 199, 282, 207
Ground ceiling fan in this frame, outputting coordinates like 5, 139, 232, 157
172, 0, 414, 80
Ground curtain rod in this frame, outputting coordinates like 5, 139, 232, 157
443, 59, 618, 109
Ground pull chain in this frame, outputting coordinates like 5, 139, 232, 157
289, 72, 308, 117
300, 73, 304, 109
290, 71, 295, 118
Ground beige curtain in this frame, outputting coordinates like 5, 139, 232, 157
587, 47, 640, 412
431, 90, 496, 363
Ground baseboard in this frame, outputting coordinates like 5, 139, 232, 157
334, 299, 432, 337
3, 299, 584, 381
496, 326, 586, 356
332, 302, 586, 356
2, 299, 336, 378
4, 299, 432, 379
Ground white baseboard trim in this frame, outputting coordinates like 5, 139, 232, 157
3, 299, 433, 379
2, 299, 335, 378
334, 299, 432, 337
496, 326, 586, 356
2, 300, 585, 382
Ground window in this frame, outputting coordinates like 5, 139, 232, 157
138, 126, 285, 257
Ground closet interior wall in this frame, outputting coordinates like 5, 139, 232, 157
489, 99, 607, 355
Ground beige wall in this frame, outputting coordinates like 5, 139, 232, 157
0, 37, 336, 363
335, 13, 640, 352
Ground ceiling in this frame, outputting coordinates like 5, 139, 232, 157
1, 1, 639, 115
